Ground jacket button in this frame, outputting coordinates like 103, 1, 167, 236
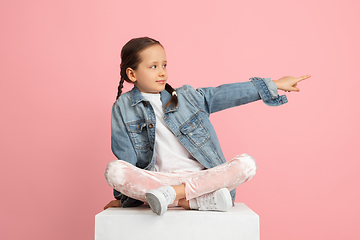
143, 102, 148, 107
148, 124, 153, 128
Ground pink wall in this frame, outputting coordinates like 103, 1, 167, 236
1, 0, 359, 239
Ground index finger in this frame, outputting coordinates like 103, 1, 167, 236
296, 75, 311, 82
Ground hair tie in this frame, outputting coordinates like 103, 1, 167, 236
172, 91, 177, 97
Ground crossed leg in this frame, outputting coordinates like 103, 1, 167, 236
105, 153, 257, 205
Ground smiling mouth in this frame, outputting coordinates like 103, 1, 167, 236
156, 80, 166, 84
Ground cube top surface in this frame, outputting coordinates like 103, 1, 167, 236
96, 203, 257, 217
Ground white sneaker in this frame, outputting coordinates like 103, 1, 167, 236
194, 188, 233, 211
145, 186, 176, 216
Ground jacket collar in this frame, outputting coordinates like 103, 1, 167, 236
130, 85, 179, 113
130, 85, 145, 106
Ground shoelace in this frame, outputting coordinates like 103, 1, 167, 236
159, 187, 175, 205
198, 192, 218, 210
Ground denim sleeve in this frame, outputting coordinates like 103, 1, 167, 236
111, 102, 138, 165
185, 77, 287, 114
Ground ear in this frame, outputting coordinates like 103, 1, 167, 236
126, 67, 137, 82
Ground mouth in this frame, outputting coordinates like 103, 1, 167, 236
156, 80, 166, 84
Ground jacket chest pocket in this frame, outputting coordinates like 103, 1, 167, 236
126, 120, 150, 149
180, 115, 210, 147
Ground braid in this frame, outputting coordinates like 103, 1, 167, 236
116, 77, 125, 100
164, 83, 178, 109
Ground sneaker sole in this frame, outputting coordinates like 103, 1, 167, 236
145, 190, 167, 216
214, 188, 233, 212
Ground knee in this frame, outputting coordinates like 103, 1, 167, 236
233, 154, 257, 179
104, 160, 128, 187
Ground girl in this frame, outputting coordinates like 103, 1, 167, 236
104, 37, 310, 215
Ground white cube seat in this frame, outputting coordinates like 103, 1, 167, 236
95, 203, 260, 240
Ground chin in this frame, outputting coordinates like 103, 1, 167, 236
157, 86, 166, 92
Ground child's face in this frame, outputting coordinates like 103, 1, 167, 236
131, 44, 168, 94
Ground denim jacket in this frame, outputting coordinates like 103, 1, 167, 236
111, 77, 288, 207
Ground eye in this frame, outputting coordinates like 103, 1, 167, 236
151, 65, 156, 69
163, 64, 167, 68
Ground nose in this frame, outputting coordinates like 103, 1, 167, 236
159, 67, 166, 77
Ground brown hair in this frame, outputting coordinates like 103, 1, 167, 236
116, 37, 178, 109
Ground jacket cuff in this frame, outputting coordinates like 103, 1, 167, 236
263, 78, 279, 99
250, 77, 288, 106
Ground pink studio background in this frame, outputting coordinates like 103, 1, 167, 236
1, 0, 359, 239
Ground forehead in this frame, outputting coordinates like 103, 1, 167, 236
139, 44, 166, 62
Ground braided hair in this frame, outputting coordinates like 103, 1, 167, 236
116, 37, 178, 108
164, 83, 178, 109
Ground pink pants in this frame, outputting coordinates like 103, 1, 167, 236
104, 153, 257, 202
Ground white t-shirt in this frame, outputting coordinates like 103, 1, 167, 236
141, 92, 205, 173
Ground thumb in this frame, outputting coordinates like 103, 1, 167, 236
291, 87, 300, 92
